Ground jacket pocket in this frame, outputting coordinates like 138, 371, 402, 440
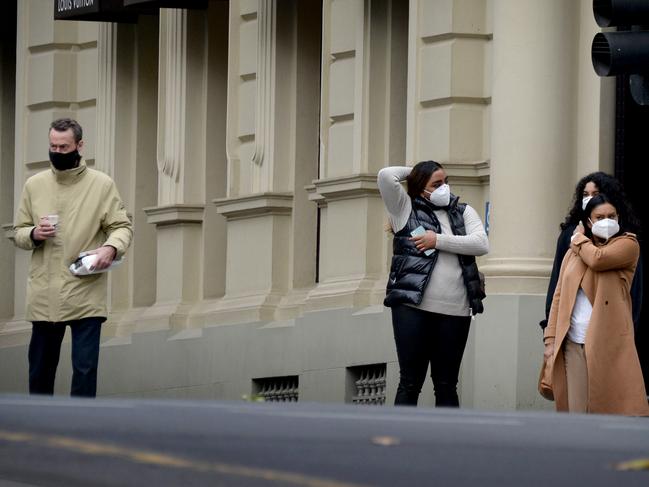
388, 255, 406, 287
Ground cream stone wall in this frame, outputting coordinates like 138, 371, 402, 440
0, 0, 618, 409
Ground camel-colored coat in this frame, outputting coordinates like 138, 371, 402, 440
544, 232, 649, 416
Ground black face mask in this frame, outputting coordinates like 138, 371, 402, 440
49, 150, 81, 171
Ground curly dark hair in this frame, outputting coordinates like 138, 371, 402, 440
406, 160, 444, 199
562, 171, 641, 235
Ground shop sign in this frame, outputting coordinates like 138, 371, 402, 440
123, 0, 208, 8
54, 0, 137, 22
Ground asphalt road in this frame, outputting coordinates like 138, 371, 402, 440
1, 395, 649, 486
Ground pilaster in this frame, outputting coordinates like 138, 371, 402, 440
205, 0, 320, 325
95, 22, 117, 176
141, 205, 205, 331
91, 19, 160, 343
481, 0, 579, 294
194, 194, 293, 325
143, 8, 208, 331
158, 9, 188, 204
471, 0, 581, 410
307, 0, 408, 310
250, 0, 276, 193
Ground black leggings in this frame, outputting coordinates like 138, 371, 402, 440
391, 305, 471, 407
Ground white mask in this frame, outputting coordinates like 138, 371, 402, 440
589, 218, 620, 241
425, 184, 451, 207
582, 196, 593, 210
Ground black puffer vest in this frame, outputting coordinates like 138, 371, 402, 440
384, 195, 485, 315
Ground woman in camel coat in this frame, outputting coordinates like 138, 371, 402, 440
544, 194, 649, 415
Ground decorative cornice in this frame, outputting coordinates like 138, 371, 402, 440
305, 184, 326, 207
143, 204, 205, 226
213, 192, 293, 221
309, 174, 380, 202
443, 160, 490, 186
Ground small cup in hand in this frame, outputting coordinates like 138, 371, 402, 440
46, 214, 59, 229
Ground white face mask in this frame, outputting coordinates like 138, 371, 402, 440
589, 218, 620, 241
582, 196, 593, 211
424, 184, 451, 207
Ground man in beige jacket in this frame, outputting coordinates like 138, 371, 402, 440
13, 118, 132, 397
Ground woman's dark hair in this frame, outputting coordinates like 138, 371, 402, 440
562, 171, 641, 235
582, 193, 637, 240
406, 160, 444, 199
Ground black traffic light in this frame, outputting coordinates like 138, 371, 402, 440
592, 0, 649, 105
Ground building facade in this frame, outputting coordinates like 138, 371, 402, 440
0, 0, 617, 409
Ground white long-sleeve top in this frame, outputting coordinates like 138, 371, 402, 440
377, 166, 489, 316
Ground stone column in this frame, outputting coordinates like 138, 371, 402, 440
482, 0, 579, 294
94, 19, 159, 343
306, 0, 408, 310
202, 0, 321, 325
95, 23, 117, 177
474, 0, 581, 410
142, 9, 207, 333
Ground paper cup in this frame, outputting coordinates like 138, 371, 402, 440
46, 214, 59, 227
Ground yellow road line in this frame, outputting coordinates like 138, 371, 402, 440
0, 430, 367, 487
615, 458, 649, 471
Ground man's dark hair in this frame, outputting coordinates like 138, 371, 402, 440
50, 118, 83, 143
406, 160, 445, 199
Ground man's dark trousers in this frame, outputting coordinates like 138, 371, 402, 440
28, 317, 104, 397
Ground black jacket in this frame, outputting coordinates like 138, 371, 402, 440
384, 195, 485, 314
539, 224, 644, 331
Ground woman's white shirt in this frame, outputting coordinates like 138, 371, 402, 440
568, 288, 592, 344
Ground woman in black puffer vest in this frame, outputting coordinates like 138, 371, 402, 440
377, 161, 489, 407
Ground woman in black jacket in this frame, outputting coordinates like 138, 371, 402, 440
539, 172, 643, 331
378, 161, 489, 407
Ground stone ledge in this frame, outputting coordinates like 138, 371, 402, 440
309, 174, 380, 202
213, 192, 293, 221
444, 160, 490, 186
143, 204, 205, 226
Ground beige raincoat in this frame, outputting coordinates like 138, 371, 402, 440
13, 160, 132, 322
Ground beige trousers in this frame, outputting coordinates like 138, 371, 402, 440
564, 338, 588, 413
